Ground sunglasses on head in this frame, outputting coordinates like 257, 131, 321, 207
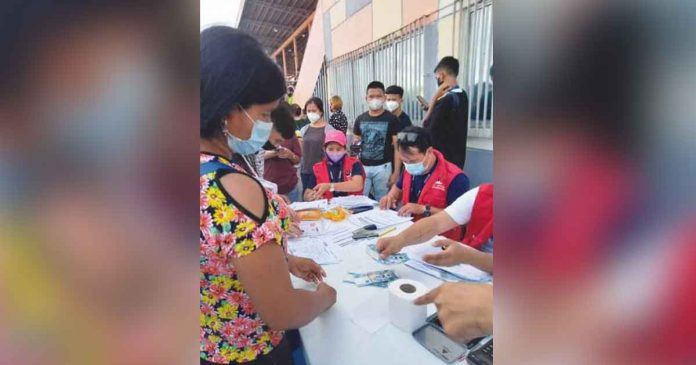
397, 132, 420, 143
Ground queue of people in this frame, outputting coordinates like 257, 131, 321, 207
200, 26, 489, 365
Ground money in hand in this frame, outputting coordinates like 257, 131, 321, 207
366, 243, 409, 265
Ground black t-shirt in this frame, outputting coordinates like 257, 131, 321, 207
423, 88, 469, 167
353, 110, 400, 166
396, 111, 413, 132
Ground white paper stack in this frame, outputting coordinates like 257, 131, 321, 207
328, 195, 377, 209
402, 238, 492, 283
287, 237, 340, 265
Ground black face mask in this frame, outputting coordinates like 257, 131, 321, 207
436, 77, 444, 87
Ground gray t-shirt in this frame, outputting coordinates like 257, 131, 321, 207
300, 123, 335, 174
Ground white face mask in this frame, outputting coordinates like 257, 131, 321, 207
368, 98, 384, 111
307, 112, 321, 123
385, 100, 400, 112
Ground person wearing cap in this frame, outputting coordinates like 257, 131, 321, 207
303, 130, 366, 201
199, 27, 336, 365
379, 126, 470, 241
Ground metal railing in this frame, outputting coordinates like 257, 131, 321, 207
314, 0, 493, 139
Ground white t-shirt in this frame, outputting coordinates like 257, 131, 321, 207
444, 186, 479, 225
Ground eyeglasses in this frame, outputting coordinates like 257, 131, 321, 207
397, 132, 420, 143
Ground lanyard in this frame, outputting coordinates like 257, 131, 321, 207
412, 172, 433, 198
328, 163, 343, 182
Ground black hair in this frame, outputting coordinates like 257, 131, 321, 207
434, 56, 459, 76
396, 126, 432, 153
200, 26, 286, 139
385, 85, 404, 97
290, 103, 302, 117
366, 81, 385, 93
304, 97, 324, 115
271, 103, 296, 139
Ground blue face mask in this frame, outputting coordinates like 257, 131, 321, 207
404, 161, 426, 175
226, 108, 273, 155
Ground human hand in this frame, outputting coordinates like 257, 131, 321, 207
316, 282, 337, 311
397, 203, 425, 217
286, 221, 303, 238
277, 148, 293, 159
288, 256, 326, 283
433, 83, 452, 101
422, 239, 475, 267
379, 194, 398, 210
414, 283, 493, 342
313, 183, 331, 198
376, 235, 406, 259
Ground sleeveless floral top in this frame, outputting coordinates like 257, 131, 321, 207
200, 153, 291, 363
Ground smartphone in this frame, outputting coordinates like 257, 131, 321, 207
416, 95, 429, 110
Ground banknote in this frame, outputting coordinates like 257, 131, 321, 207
343, 270, 399, 287
366, 243, 410, 265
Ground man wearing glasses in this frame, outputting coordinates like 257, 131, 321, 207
379, 126, 470, 241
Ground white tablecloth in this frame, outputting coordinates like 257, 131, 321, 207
290, 210, 454, 365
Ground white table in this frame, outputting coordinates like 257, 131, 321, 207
290, 210, 453, 365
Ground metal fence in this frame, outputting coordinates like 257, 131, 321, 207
325, 24, 425, 131
315, 0, 493, 139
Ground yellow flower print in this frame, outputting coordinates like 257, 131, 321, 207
220, 347, 238, 362
230, 279, 243, 291
213, 205, 235, 226
235, 221, 256, 238
208, 335, 222, 344
218, 301, 238, 320
200, 313, 208, 327
206, 186, 225, 208
207, 315, 223, 332
201, 290, 218, 306
234, 239, 256, 256
211, 276, 233, 291
259, 333, 271, 343
240, 348, 258, 362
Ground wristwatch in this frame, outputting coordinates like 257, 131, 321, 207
423, 205, 432, 217
330, 183, 335, 192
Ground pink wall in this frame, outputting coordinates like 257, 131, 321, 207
331, 4, 373, 58
402, 0, 439, 25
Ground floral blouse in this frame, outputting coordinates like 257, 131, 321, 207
328, 109, 348, 134
200, 153, 291, 364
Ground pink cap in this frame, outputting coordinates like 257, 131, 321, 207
324, 130, 347, 147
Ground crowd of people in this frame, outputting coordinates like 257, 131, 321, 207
200, 26, 491, 365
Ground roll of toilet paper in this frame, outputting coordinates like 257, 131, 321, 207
388, 279, 428, 332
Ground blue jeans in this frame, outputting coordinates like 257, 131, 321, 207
286, 182, 302, 203
363, 162, 392, 201
300, 173, 315, 200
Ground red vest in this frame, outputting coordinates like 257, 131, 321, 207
462, 184, 493, 249
313, 156, 365, 200
402, 149, 464, 241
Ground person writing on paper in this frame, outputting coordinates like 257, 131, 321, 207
200, 27, 335, 365
377, 184, 493, 273
303, 130, 365, 201
379, 127, 470, 242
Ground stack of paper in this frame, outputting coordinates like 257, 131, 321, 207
289, 199, 329, 211
328, 195, 377, 209
402, 238, 492, 282
287, 237, 340, 265
348, 208, 412, 229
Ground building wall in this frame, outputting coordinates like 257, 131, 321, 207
312, 0, 493, 185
